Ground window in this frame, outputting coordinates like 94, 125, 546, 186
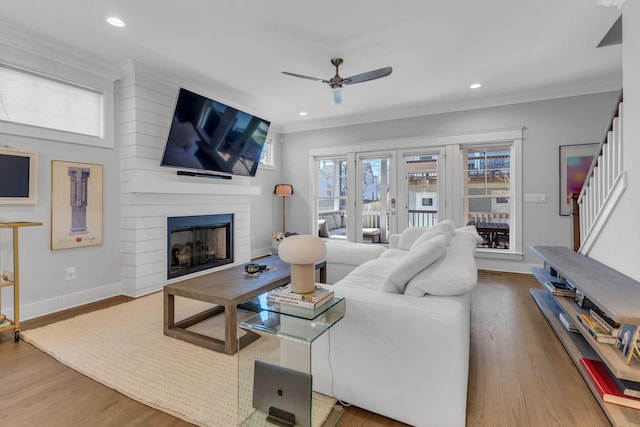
461, 144, 513, 250
259, 136, 275, 168
0, 64, 103, 137
405, 153, 440, 227
317, 158, 348, 212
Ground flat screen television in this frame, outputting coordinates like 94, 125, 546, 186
0, 146, 38, 204
160, 88, 271, 177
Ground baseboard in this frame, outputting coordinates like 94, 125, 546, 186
4, 281, 123, 321
251, 245, 274, 260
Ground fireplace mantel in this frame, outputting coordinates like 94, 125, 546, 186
122, 171, 261, 196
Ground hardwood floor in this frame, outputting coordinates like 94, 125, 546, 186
0, 272, 609, 426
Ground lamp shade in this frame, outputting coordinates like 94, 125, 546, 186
274, 184, 293, 196
278, 235, 327, 294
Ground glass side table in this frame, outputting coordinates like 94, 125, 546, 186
237, 286, 345, 427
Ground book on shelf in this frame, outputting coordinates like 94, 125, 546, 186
576, 314, 618, 344
559, 312, 579, 333
579, 358, 640, 410
608, 367, 640, 399
590, 307, 621, 337
543, 280, 576, 297
574, 291, 597, 310
267, 284, 334, 309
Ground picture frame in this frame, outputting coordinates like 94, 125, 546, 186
617, 324, 640, 365
51, 160, 104, 250
559, 143, 599, 216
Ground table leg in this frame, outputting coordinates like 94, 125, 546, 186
319, 265, 326, 284
164, 289, 175, 334
224, 303, 238, 355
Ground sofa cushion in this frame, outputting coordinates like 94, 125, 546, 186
318, 219, 330, 238
397, 227, 430, 250
324, 214, 337, 231
333, 214, 343, 229
380, 234, 449, 294
397, 220, 455, 250
410, 227, 451, 250
336, 257, 398, 291
404, 232, 478, 296
454, 225, 485, 245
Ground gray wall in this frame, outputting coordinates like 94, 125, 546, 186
0, 114, 122, 319
280, 91, 620, 273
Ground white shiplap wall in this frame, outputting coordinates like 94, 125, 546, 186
119, 70, 257, 297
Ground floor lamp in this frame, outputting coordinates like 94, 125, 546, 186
274, 184, 293, 233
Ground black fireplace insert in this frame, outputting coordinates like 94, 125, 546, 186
167, 214, 233, 279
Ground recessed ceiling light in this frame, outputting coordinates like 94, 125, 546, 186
469, 83, 482, 89
298, 112, 308, 116
105, 16, 126, 27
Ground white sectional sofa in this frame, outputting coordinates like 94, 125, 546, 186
311, 221, 481, 427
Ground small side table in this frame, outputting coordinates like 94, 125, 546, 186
237, 287, 345, 426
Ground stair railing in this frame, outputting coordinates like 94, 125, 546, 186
573, 92, 627, 253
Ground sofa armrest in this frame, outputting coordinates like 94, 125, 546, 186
312, 287, 470, 426
388, 233, 400, 248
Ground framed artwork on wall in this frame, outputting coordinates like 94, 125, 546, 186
559, 143, 599, 216
51, 160, 104, 250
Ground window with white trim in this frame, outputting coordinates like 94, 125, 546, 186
259, 136, 275, 168
461, 144, 514, 251
0, 64, 103, 138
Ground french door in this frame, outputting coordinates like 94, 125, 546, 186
355, 153, 396, 243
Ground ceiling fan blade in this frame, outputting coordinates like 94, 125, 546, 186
281, 71, 325, 82
343, 66, 393, 85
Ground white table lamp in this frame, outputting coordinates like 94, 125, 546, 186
278, 235, 327, 294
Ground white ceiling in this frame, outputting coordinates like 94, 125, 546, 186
0, 1, 623, 133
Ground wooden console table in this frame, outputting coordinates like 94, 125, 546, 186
530, 246, 640, 426
164, 255, 326, 355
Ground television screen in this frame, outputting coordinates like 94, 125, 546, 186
0, 147, 38, 204
160, 88, 270, 177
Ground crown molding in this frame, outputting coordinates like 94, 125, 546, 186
0, 21, 119, 81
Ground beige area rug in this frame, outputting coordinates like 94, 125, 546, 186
21, 292, 335, 427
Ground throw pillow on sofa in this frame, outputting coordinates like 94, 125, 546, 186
410, 226, 451, 250
380, 234, 449, 294
404, 232, 479, 296
396, 220, 456, 250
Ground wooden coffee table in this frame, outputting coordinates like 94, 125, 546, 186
163, 255, 326, 355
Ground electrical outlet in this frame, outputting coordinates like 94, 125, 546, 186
66, 266, 76, 281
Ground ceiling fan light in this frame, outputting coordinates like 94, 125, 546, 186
332, 87, 342, 104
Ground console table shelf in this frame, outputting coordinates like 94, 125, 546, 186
531, 246, 640, 324
530, 245, 640, 427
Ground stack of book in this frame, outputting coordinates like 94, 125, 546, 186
590, 307, 621, 337
544, 280, 576, 297
577, 313, 618, 344
267, 284, 334, 309
580, 358, 640, 409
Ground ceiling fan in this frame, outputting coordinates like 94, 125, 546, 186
282, 58, 392, 104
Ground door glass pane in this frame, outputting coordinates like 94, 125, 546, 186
317, 159, 347, 240
361, 158, 389, 244
405, 154, 439, 227
463, 146, 511, 250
